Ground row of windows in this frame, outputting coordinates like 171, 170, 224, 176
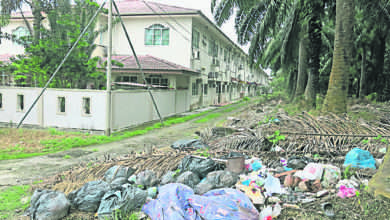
192, 84, 238, 96
0, 93, 91, 115
115, 75, 169, 87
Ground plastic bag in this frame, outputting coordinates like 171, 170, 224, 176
135, 170, 159, 188
337, 185, 357, 198
321, 164, 341, 188
176, 171, 201, 188
171, 139, 208, 150
194, 171, 237, 194
26, 189, 70, 220
98, 184, 147, 219
259, 203, 281, 220
68, 180, 111, 212
294, 163, 324, 180
178, 155, 217, 178
344, 148, 376, 169
264, 175, 283, 195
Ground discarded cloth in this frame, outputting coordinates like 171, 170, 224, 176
337, 185, 357, 198
142, 183, 259, 220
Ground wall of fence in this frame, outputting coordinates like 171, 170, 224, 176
111, 89, 189, 131
0, 87, 190, 131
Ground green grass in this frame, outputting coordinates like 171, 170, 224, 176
0, 185, 30, 219
63, 155, 71, 159
0, 99, 252, 161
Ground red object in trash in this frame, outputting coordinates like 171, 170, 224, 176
263, 216, 273, 220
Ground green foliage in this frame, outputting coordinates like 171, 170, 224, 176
267, 130, 285, 145
63, 154, 71, 159
343, 165, 355, 180
196, 148, 210, 157
11, 0, 105, 89
48, 128, 65, 136
0, 185, 30, 219
242, 96, 250, 101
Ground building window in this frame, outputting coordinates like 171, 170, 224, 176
17, 94, 24, 111
192, 83, 198, 96
145, 24, 169, 46
115, 75, 138, 83
82, 97, 91, 115
204, 84, 208, 95
57, 97, 66, 114
12, 26, 30, 45
0, 93, 2, 109
192, 30, 200, 49
222, 85, 225, 93
146, 77, 169, 87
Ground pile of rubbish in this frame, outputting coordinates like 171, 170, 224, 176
25, 139, 385, 219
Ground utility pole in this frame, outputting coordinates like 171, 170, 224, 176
105, 0, 113, 136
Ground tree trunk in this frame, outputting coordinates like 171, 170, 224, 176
342, 0, 354, 96
305, 0, 322, 108
323, 0, 350, 113
32, 0, 42, 44
359, 47, 367, 98
295, 35, 308, 99
375, 35, 386, 100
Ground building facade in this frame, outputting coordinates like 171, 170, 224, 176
0, 0, 268, 131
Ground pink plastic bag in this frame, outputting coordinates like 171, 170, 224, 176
337, 185, 357, 198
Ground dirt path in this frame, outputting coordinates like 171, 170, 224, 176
0, 101, 254, 187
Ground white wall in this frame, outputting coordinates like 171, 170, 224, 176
0, 87, 41, 125
0, 19, 29, 55
100, 15, 193, 68
42, 89, 107, 130
111, 89, 189, 130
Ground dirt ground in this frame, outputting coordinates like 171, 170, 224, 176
0, 102, 252, 188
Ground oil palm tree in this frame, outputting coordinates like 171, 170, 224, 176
323, 0, 354, 113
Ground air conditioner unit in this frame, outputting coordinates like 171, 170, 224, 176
192, 49, 200, 59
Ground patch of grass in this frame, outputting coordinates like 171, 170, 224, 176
91, 148, 99, 152
63, 155, 71, 159
0, 185, 31, 219
0, 100, 251, 161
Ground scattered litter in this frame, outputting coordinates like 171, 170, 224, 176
294, 163, 324, 180
259, 203, 282, 220
160, 171, 177, 185
237, 184, 265, 205
379, 147, 387, 154
337, 185, 358, 198
25, 189, 70, 220
103, 165, 135, 183
321, 164, 341, 188
343, 148, 376, 169
336, 179, 359, 189
245, 158, 263, 171
264, 175, 283, 195
68, 180, 110, 212
322, 203, 335, 217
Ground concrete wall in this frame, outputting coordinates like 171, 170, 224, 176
111, 89, 189, 130
0, 87, 41, 125
0, 87, 107, 130
42, 89, 107, 130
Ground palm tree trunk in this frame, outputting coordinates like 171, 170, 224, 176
295, 35, 308, 99
32, 0, 42, 44
305, 1, 322, 108
323, 0, 350, 113
359, 47, 367, 98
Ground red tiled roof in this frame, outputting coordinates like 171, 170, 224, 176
0, 54, 14, 63
100, 55, 199, 74
111, 0, 198, 15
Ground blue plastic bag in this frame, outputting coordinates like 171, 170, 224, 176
343, 148, 376, 169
